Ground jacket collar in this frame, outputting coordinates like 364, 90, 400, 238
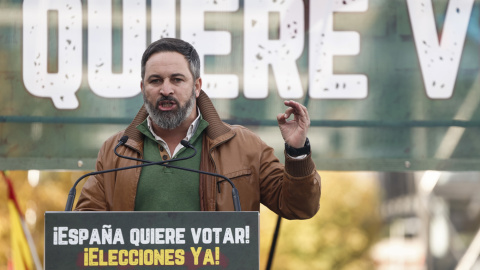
123, 90, 235, 151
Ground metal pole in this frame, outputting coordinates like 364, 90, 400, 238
266, 216, 282, 270
455, 226, 480, 270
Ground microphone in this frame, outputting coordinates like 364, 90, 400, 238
115, 136, 242, 211
64, 137, 198, 211
114, 136, 196, 163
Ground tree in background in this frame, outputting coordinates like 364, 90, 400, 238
260, 171, 382, 270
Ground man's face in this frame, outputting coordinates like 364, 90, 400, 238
141, 52, 201, 130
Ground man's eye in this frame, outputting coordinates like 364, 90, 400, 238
173, 78, 183, 83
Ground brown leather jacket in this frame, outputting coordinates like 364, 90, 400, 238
75, 91, 321, 219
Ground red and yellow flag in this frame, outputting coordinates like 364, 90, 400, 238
2, 171, 42, 270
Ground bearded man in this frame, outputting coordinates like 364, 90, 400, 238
75, 38, 321, 219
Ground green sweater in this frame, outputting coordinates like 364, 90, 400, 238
134, 118, 208, 211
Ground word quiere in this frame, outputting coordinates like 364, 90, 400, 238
22, 0, 474, 109
83, 247, 220, 266
52, 225, 250, 246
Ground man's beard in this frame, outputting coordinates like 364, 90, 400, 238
143, 88, 196, 130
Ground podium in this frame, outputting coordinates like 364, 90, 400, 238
45, 211, 259, 269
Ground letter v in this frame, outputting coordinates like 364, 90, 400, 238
191, 228, 201, 244
406, 0, 474, 99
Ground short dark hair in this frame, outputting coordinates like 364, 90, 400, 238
141, 38, 200, 82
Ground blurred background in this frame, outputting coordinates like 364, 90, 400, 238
2, 170, 480, 269
1, 0, 480, 269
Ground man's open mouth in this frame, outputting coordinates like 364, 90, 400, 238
158, 99, 178, 110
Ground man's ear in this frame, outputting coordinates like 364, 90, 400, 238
140, 80, 144, 94
194, 77, 202, 98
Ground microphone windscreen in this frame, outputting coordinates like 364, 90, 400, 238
120, 135, 129, 144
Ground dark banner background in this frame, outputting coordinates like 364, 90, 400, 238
44, 211, 259, 269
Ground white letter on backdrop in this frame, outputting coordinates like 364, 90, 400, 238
23, 0, 82, 109
406, 0, 473, 99
244, 0, 304, 99
181, 0, 239, 98
88, 0, 146, 98
309, 0, 368, 99
151, 0, 176, 40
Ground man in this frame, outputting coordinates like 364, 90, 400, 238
75, 38, 320, 219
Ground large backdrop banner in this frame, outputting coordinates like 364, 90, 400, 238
0, 0, 479, 171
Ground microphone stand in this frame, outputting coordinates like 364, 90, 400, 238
266, 216, 282, 270
162, 163, 241, 211
114, 137, 242, 211
64, 140, 197, 211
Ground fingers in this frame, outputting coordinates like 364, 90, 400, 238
283, 107, 295, 120
276, 112, 287, 124
283, 100, 310, 124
